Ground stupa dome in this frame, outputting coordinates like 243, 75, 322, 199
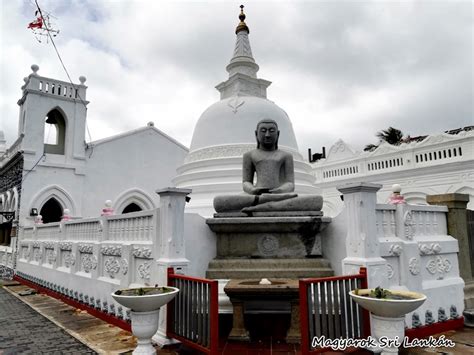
173, 6, 319, 216
190, 96, 299, 152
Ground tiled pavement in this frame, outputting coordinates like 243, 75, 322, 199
1, 280, 474, 354
0, 286, 96, 354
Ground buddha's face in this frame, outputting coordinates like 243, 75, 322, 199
256, 122, 279, 150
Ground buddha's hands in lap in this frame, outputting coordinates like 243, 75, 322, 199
269, 182, 294, 194
243, 182, 270, 195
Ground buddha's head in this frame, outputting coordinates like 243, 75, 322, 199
256, 119, 279, 150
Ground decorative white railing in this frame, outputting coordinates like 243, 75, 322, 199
106, 212, 154, 242
38, 78, 78, 99
375, 204, 396, 239
375, 204, 448, 245
17, 209, 159, 319
63, 218, 102, 241
340, 184, 464, 329
35, 222, 61, 240
14, 189, 191, 328
21, 71, 87, 104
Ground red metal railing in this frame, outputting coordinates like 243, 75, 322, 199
167, 268, 219, 355
299, 267, 370, 354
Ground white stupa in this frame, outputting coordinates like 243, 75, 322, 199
173, 6, 319, 216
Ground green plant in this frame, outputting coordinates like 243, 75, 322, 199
370, 286, 390, 299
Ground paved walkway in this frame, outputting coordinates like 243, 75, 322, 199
0, 286, 96, 354
1, 280, 474, 354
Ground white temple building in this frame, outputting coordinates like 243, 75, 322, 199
0, 65, 188, 247
312, 130, 474, 217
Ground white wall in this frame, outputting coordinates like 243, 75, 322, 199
320, 210, 347, 276
183, 213, 217, 278
79, 127, 187, 217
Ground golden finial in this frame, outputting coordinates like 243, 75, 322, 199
235, 5, 249, 34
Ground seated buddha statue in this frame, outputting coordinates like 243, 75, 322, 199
213, 119, 322, 215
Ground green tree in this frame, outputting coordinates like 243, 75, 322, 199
376, 127, 404, 145
364, 127, 405, 151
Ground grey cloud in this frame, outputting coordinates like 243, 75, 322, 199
1, 1, 472, 157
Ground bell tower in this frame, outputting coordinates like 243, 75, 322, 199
17, 64, 89, 164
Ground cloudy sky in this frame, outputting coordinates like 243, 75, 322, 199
1, 0, 472, 155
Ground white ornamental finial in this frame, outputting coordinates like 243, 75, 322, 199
79, 76, 87, 84
101, 200, 114, 216
389, 184, 406, 205
61, 209, 71, 222
31, 64, 39, 75
35, 215, 43, 224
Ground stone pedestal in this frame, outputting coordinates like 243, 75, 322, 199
228, 301, 250, 341
371, 314, 405, 354
206, 215, 333, 279
426, 194, 472, 282
427, 193, 474, 325
131, 310, 160, 355
207, 257, 333, 279
208, 216, 330, 258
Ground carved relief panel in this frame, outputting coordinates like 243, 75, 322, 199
132, 246, 153, 284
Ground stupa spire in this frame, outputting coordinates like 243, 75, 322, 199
226, 5, 259, 78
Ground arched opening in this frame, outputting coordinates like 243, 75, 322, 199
44, 109, 66, 154
0, 222, 12, 246
40, 198, 63, 223
122, 203, 142, 214
0, 198, 12, 245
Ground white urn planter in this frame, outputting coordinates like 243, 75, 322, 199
349, 288, 426, 355
112, 286, 179, 355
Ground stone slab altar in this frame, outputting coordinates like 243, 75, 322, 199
224, 278, 300, 343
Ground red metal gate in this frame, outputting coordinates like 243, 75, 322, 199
299, 267, 370, 354
167, 268, 219, 354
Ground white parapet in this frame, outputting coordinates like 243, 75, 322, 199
336, 183, 465, 329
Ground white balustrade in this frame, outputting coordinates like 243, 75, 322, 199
408, 205, 447, 238
36, 222, 61, 240
106, 211, 154, 242
11, 189, 193, 336
313, 131, 473, 183
340, 184, 464, 329
64, 217, 102, 241
375, 204, 396, 239
22, 227, 34, 240
38, 78, 77, 99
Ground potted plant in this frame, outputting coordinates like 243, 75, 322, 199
349, 287, 426, 355
112, 286, 179, 355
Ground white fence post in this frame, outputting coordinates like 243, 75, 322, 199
338, 183, 388, 288
154, 187, 191, 346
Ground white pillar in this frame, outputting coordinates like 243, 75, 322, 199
337, 183, 388, 288
153, 187, 191, 346
338, 183, 388, 347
